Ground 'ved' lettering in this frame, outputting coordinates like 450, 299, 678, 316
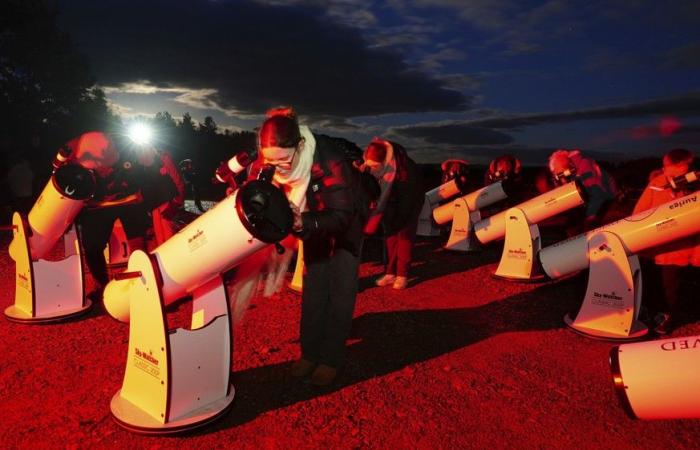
661, 341, 676, 351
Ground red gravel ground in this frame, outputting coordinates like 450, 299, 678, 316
1, 231, 699, 449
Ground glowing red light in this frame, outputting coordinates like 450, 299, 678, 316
659, 116, 681, 137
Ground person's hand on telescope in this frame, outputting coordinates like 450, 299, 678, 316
289, 202, 303, 233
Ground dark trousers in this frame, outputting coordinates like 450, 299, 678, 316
78, 204, 149, 287
385, 214, 419, 277
300, 248, 359, 368
646, 264, 683, 317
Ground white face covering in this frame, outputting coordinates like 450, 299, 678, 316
272, 125, 316, 212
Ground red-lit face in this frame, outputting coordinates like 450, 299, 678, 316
662, 158, 691, 178
261, 139, 304, 174
495, 160, 512, 175
364, 159, 384, 179
549, 158, 570, 175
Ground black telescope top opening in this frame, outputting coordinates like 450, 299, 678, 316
52, 164, 96, 200
498, 178, 519, 199
572, 178, 589, 204
608, 347, 638, 420
453, 173, 469, 194
236, 180, 293, 243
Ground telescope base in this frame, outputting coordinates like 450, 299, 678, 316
4, 300, 93, 324
442, 198, 481, 252
491, 273, 546, 283
564, 313, 648, 342
416, 198, 442, 237
110, 384, 236, 435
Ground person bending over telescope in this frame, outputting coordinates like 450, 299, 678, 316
65, 132, 150, 302
634, 148, 700, 335
361, 138, 424, 290
484, 154, 526, 208
548, 148, 618, 236
252, 107, 365, 386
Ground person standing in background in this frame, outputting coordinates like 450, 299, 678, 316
362, 138, 423, 290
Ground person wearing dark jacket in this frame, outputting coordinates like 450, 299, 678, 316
70, 132, 150, 300
137, 145, 186, 245
256, 107, 362, 386
362, 138, 423, 289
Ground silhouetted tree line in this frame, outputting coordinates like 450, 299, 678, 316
0, 0, 264, 203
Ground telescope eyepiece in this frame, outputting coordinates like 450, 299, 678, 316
258, 164, 276, 183
667, 170, 699, 191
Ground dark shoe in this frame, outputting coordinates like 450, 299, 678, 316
310, 364, 338, 386
290, 358, 316, 377
638, 305, 651, 323
652, 313, 672, 335
86, 286, 104, 304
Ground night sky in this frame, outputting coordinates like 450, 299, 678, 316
55, 0, 700, 164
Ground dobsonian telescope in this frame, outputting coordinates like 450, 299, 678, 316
431, 180, 514, 251
539, 190, 700, 340
469, 181, 586, 280
102, 166, 292, 434
5, 140, 96, 322
416, 174, 471, 237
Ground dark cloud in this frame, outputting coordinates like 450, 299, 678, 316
389, 94, 700, 159
393, 123, 513, 145
56, 0, 468, 117
454, 93, 700, 130
407, 144, 625, 166
307, 116, 361, 132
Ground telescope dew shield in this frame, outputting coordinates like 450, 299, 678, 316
26, 164, 96, 260
104, 180, 292, 322
425, 175, 469, 205
473, 180, 585, 245
610, 336, 700, 419
432, 181, 509, 226
539, 191, 700, 279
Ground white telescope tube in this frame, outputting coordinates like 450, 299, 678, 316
425, 176, 469, 205
103, 179, 292, 322
610, 336, 700, 419
19, 165, 95, 260
432, 181, 508, 226
540, 191, 700, 278
473, 181, 585, 245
